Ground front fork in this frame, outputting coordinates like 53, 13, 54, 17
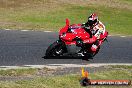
56, 39, 67, 55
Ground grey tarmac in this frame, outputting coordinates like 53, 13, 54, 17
0, 29, 132, 67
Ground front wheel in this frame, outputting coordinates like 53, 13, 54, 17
45, 40, 66, 57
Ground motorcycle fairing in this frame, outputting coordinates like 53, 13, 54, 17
59, 21, 91, 45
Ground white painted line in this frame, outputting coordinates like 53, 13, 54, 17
108, 35, 113, 36
120, 36, 126, 38
45, 63, 132, 68
0, 63, 131, 70
115, 34, 122, 36
44, 31, 52, 32
5, 29, 11, 30
21, 30, 29, 32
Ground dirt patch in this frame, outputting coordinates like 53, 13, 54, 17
54, 0, 132, 11
0, 0, 131, 11
0, 0, 64, 11
0, 66, 116, 81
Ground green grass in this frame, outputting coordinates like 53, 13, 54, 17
0, 0, 132, 35
110, 65, 132, 69
0, 68, 37, 76
90, 70, 131, 80
0, 70, 132, 88
0, 67, 55, 76
0, 68, 131, 88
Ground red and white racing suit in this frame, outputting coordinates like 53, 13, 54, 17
83, 21, 108, 52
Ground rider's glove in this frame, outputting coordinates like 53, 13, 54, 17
81, 23, 86, 28
81, 23, 90, 30
76, 38, 83, 47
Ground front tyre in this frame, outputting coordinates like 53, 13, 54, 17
45, 40, 66, 57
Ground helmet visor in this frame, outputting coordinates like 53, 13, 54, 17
88, 19, 97, 26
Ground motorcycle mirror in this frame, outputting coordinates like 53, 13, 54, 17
66, 18, 70, 26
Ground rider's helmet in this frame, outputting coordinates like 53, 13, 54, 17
88, 13, 98, 26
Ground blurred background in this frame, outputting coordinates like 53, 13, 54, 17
0, 0, 132, 35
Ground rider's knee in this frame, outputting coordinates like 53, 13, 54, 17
91, 44, 98, 52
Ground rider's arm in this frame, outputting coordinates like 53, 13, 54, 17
83, 21, 106, 44
83, 35, 97, 44
81, 22, 90, 29
83, 27, 105, 44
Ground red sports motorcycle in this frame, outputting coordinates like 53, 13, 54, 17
45, 19, 108, 59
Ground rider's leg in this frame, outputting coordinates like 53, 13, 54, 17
91, 40, 100, 53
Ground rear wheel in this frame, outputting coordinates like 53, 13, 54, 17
45, 40, 66, 57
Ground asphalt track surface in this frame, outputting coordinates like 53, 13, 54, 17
0, 30, 131, 66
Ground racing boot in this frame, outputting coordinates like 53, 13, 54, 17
78, 50, 85, 57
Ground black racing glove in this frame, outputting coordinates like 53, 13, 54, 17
81, 23, 86, 28
81, 23, 90, 30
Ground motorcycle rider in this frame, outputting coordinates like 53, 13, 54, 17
77, 13, 108, 58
